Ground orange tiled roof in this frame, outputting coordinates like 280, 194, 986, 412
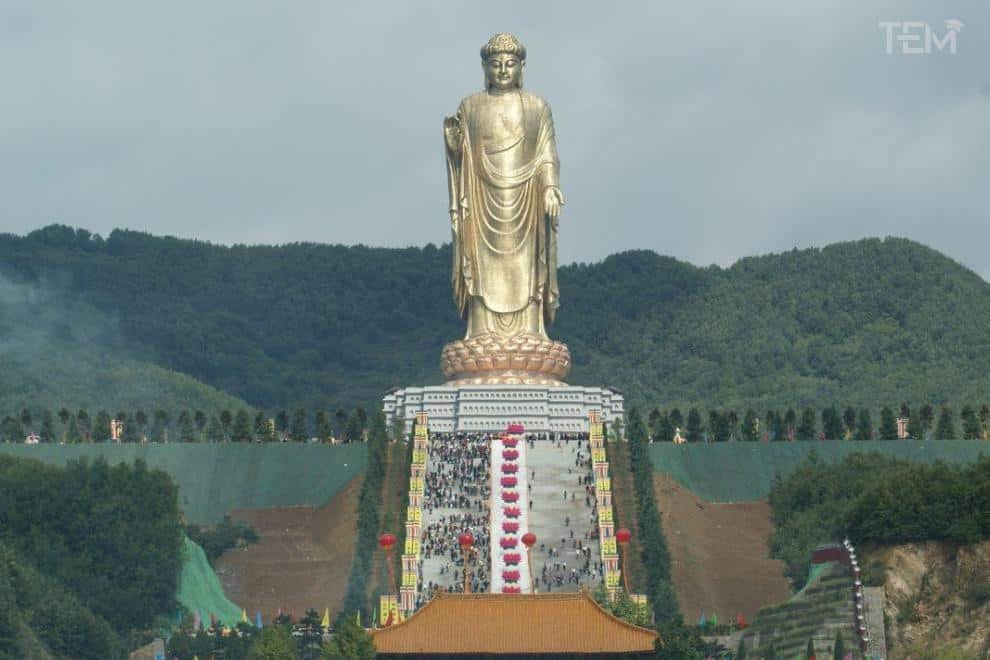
371, 590, 658, 655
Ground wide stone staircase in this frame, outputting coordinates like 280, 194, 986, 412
526, 433, 602, 593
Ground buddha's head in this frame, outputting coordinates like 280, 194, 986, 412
481, 33, 525, 92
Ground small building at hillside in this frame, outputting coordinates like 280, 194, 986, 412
371, 590, 658, 658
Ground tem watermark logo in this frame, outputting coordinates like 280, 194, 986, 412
879, 19, 964, 54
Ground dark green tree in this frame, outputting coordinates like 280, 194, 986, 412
194, 409, 208, 432
797, 407, 816, 440
205, 415, 224, 443
333, 408, 347, 437
686, 408, 703, 442
832, 630, 845, 660
151, 409, 169, 442
19, 408, 31, 431
935, 406, 956, 439
961, 404, 980, 439
276, 410, 290, 436
344, 412, 363, 442
177, 410, 196, 442
314, 409, 331, 442
232, 409, 253, 442
66, 415, 83, 444
122, 413, 141, 443
1, 417, 23, 444
322, 615, 374, 659
725, 410, 739, 441
806, 638, 815, 658
76, 409, 91, 441
668, 408, 683, 432
254, 411, 268, 442
0, 557, 18, 659
57, 407, 70, 439
708, 410, 725, 442
657, 412, 674, 443
918, 404, 935, 435
783, 408, 797, 440
907, 412, 924, 440
247, 625, 298, 659
648, 408, 662, 439
219, 409, 233, 440
289, 408, 308, 442
94, 410, 111, 442
980, 404, 990, 439
765, 410, 783, 441
878, 406, 898, 440
735, 635, 746, 660
855, 408, 873, 440
654, 616, 706, 659
40, 409, 55, 443
843, 407, 857, 439
822, 406, 844, 440
134, 409, 148, 440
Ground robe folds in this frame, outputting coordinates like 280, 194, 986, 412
446, 88, 560, 339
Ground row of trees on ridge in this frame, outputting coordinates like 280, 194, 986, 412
646, 403, 990, 442
0, 407, 371, 444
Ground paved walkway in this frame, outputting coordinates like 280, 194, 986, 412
526, 435, 602, 593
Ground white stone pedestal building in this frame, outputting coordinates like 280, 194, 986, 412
382, 385, 624, 434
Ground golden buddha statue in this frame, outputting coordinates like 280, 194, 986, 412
440, 34, 571, 385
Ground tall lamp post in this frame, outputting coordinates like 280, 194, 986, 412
616, 528, 632, 594
458, 532, 474, 594
378, 533, 397, 596
522, 532, 537, 593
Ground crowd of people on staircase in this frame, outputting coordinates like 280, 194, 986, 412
420, 432, 493, 600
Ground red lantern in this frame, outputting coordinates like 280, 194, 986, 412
616, 528, 632, 545
378, 533, 397, 551
458, 532, 474, 549
521, 532, 537, 549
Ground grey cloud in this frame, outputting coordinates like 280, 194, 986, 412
0, 1, 987, 279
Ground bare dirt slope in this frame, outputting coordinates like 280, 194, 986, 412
655, 473, 791, 623
215, 475, 362, 621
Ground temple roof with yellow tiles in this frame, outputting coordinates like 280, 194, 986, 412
371, 589, 658, 656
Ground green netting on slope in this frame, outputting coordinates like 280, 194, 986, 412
0, 444, 367, 523
177, 536, 242, 626
651, 440, 988, 502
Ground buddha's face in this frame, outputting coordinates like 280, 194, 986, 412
484, 53, 523, 91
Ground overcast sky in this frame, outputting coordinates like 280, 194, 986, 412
2, 2, 988, 278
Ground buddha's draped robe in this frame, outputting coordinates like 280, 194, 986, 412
446, 89, 560, 340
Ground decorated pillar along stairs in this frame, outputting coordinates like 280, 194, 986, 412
399, 411, 429, 615
491, 424, 531, 593
589, 411, 623, 599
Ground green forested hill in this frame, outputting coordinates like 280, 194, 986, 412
0, 249, 252, 415
2, 225, 989, 412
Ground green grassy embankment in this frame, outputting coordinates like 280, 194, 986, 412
0, 443, 367, 523
650, 440, 988, 502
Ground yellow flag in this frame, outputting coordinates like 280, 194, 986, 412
322, 608, 330, 628
240, 608, 248, 623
